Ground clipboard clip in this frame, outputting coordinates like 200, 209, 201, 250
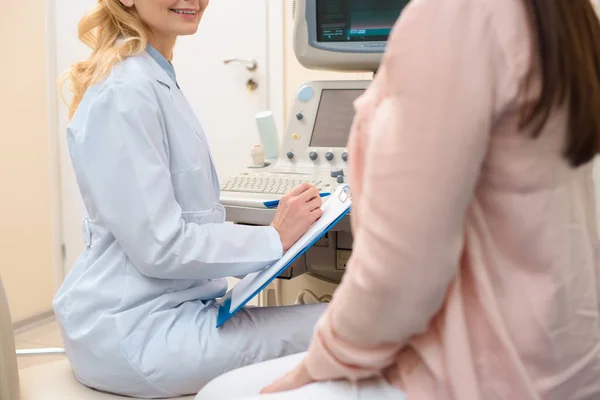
338, 185, 351, 203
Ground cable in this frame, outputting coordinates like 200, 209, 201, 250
319, 294, 332, 303
295, 289, 319, 304
295, 289, 332, 305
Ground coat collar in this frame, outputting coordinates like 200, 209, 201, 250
137, 46, 179, 91
145, 44, 180, 89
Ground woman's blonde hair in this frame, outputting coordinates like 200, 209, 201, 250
63, 0, 150, 119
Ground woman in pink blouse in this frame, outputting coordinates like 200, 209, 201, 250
196, 0, 600, 398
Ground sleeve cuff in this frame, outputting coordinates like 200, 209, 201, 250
263, 225, 284, 259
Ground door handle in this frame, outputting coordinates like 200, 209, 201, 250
223, 58, 258, 72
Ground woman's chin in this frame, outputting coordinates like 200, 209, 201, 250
176, 26, 200, 36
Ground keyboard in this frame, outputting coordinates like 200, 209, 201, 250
220, 173, 327, 195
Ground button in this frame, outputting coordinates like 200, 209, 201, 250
325, 151, 334, 161
337, 175, 345, 184
297, 85, 314, 102
341, 152, 348, 162
286, 151, 294, 160
291, 133, 301, 140
296, 113, 304, 121
330, 169, 344, 178
309, 151, 318, 161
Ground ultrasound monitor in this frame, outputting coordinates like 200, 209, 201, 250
293, 0, 410, 71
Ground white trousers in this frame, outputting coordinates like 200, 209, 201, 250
196, 352, 407, 400
66, 302, 327, 398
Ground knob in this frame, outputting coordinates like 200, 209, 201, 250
309, 151, 318, 161
330, 169, 344, 178
298, 85, 314, 102
296, 113, 304, 121
286, 151, 294, 160
246, 78, 259, 92
325, 151, 334, 161
341, 152, 348, 162
337, 175, 345, 184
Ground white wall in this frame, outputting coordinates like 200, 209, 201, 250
0, 0, 56, 322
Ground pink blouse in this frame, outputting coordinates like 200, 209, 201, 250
303, 0, 600, 399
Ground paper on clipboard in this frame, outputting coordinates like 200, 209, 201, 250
216, 184, 352, 327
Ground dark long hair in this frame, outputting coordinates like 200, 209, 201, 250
522, 0, 600, 167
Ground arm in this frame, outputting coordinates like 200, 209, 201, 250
70, 82, 282, 280
304, 0, 505, 381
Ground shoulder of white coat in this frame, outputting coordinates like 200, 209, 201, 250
69, 56, 159, 131
106, 53, 158, 89
95, 54, 159, 103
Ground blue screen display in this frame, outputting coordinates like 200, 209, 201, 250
317, 0, 410, 43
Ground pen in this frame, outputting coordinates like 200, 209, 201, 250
263, 192, 331, 209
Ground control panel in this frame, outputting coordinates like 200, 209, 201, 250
220, 80, 371, 209
276, 80, 371, 185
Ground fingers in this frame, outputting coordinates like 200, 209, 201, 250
260, 363, 314, 394
306, 196, 322, 212
310, 207, 323, 222
299, 186, 320, 202
288, 183, 320, 202
288, 182, 312, 196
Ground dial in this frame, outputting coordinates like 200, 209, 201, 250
330, 169, 344, 178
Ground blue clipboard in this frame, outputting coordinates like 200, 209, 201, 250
216, 186, 351, 328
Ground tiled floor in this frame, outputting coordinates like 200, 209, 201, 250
15, 318, 66, 370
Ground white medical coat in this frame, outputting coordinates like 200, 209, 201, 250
53, 48, 325, 398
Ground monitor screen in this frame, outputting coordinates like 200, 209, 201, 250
310, 89, 365, 148
316, 0, 410, 43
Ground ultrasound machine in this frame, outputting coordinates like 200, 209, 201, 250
219, 0, 409, 285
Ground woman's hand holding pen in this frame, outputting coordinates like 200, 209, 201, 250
270, 183, 323, 252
